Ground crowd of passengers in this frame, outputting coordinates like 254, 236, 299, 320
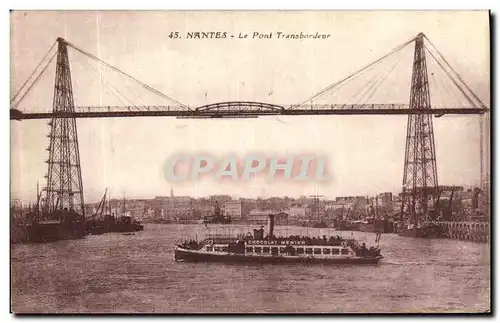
250, 227, 351, 245
181, 235, 346, 248
246, 234, 348, 246
181, 239, 201, 249
352, 242, 381, 257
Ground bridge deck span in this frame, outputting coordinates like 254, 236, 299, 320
10, 105, 487, 120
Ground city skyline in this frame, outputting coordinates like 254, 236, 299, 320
11, 184, 480, 206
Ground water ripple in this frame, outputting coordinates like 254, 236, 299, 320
11, 224, 490, 313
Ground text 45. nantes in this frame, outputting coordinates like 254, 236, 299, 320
168, 32, 331, 40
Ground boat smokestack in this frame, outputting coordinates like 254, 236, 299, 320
268, 213, 275, 238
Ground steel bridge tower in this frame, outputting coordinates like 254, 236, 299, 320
401, 33, 439, 224
44, 38, 85, 218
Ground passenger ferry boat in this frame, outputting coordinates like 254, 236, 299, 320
174, 214, 383, 265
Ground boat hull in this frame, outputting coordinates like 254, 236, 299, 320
358, 220, 394, 233
85, 216, 144, 235
396, 222, 443, 238
334, 222, 360, 231
25, 221, 85, 243
174, 247, 382, 265
397, 228, 441, 238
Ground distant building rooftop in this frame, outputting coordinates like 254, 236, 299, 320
249, 209, 273, 216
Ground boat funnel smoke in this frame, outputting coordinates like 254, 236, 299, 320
268, 213, 275, 238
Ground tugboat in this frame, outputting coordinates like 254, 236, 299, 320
396, 222, 442, 238
203, 201, 231, 224
85, 189, 113, 235
396, 205, 443, 238
358, 217, 395, 233
334, 220, 361, 231
112, 215, 144, 232
85, 190, 144, 234
174, 214, 383, 265
333, 207, 361, 231
311, 221, 329, 228
357, 205, 395, 233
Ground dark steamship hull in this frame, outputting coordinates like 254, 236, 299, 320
174, 247, 383, 265
25, 220, 85, 243
358, 222, 395, 233
334, 223, 360, 231
397, 227, 441, 238
396, 223, 442, 238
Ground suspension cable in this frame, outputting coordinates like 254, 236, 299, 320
11, 50, 57, 110
11, 41, 57, 104
361, 49, 405, 105
423, 44, 477, 109
73, 54, 135, 108
351, 50, 402, 105
292, 35, 417, 108
425, 47, 464, 109
63, 39, 189, 110
347, 59, 389, 105
423, 35, 488, 110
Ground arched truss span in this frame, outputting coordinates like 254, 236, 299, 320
196, 101, 285, 113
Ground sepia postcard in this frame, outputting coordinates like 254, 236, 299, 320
10, 10, 491, 314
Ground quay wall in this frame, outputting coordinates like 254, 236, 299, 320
435, 221, 489, 243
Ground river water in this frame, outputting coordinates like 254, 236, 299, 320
10, 224, 490, 313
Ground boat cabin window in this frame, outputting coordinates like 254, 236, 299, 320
296, 248, 304, 254
314, 248, 321, 255
214, 247, 221, 252
263, 247, 270, 253
323, 248, 331, 254
254, 247, 262, 253
305, 248, 313, 254
246, 247, 253, 253
341, 249, 349, 255
332, 248, 340, 255
271, 247, 278, 254
207, 246, 213, 252
221, 247, 228, 252
280, 247, 286, 254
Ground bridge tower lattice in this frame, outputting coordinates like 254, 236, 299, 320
44, 38, 85, 218
401, 33, 439, 224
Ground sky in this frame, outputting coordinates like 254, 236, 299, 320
10, 11, 490, 203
